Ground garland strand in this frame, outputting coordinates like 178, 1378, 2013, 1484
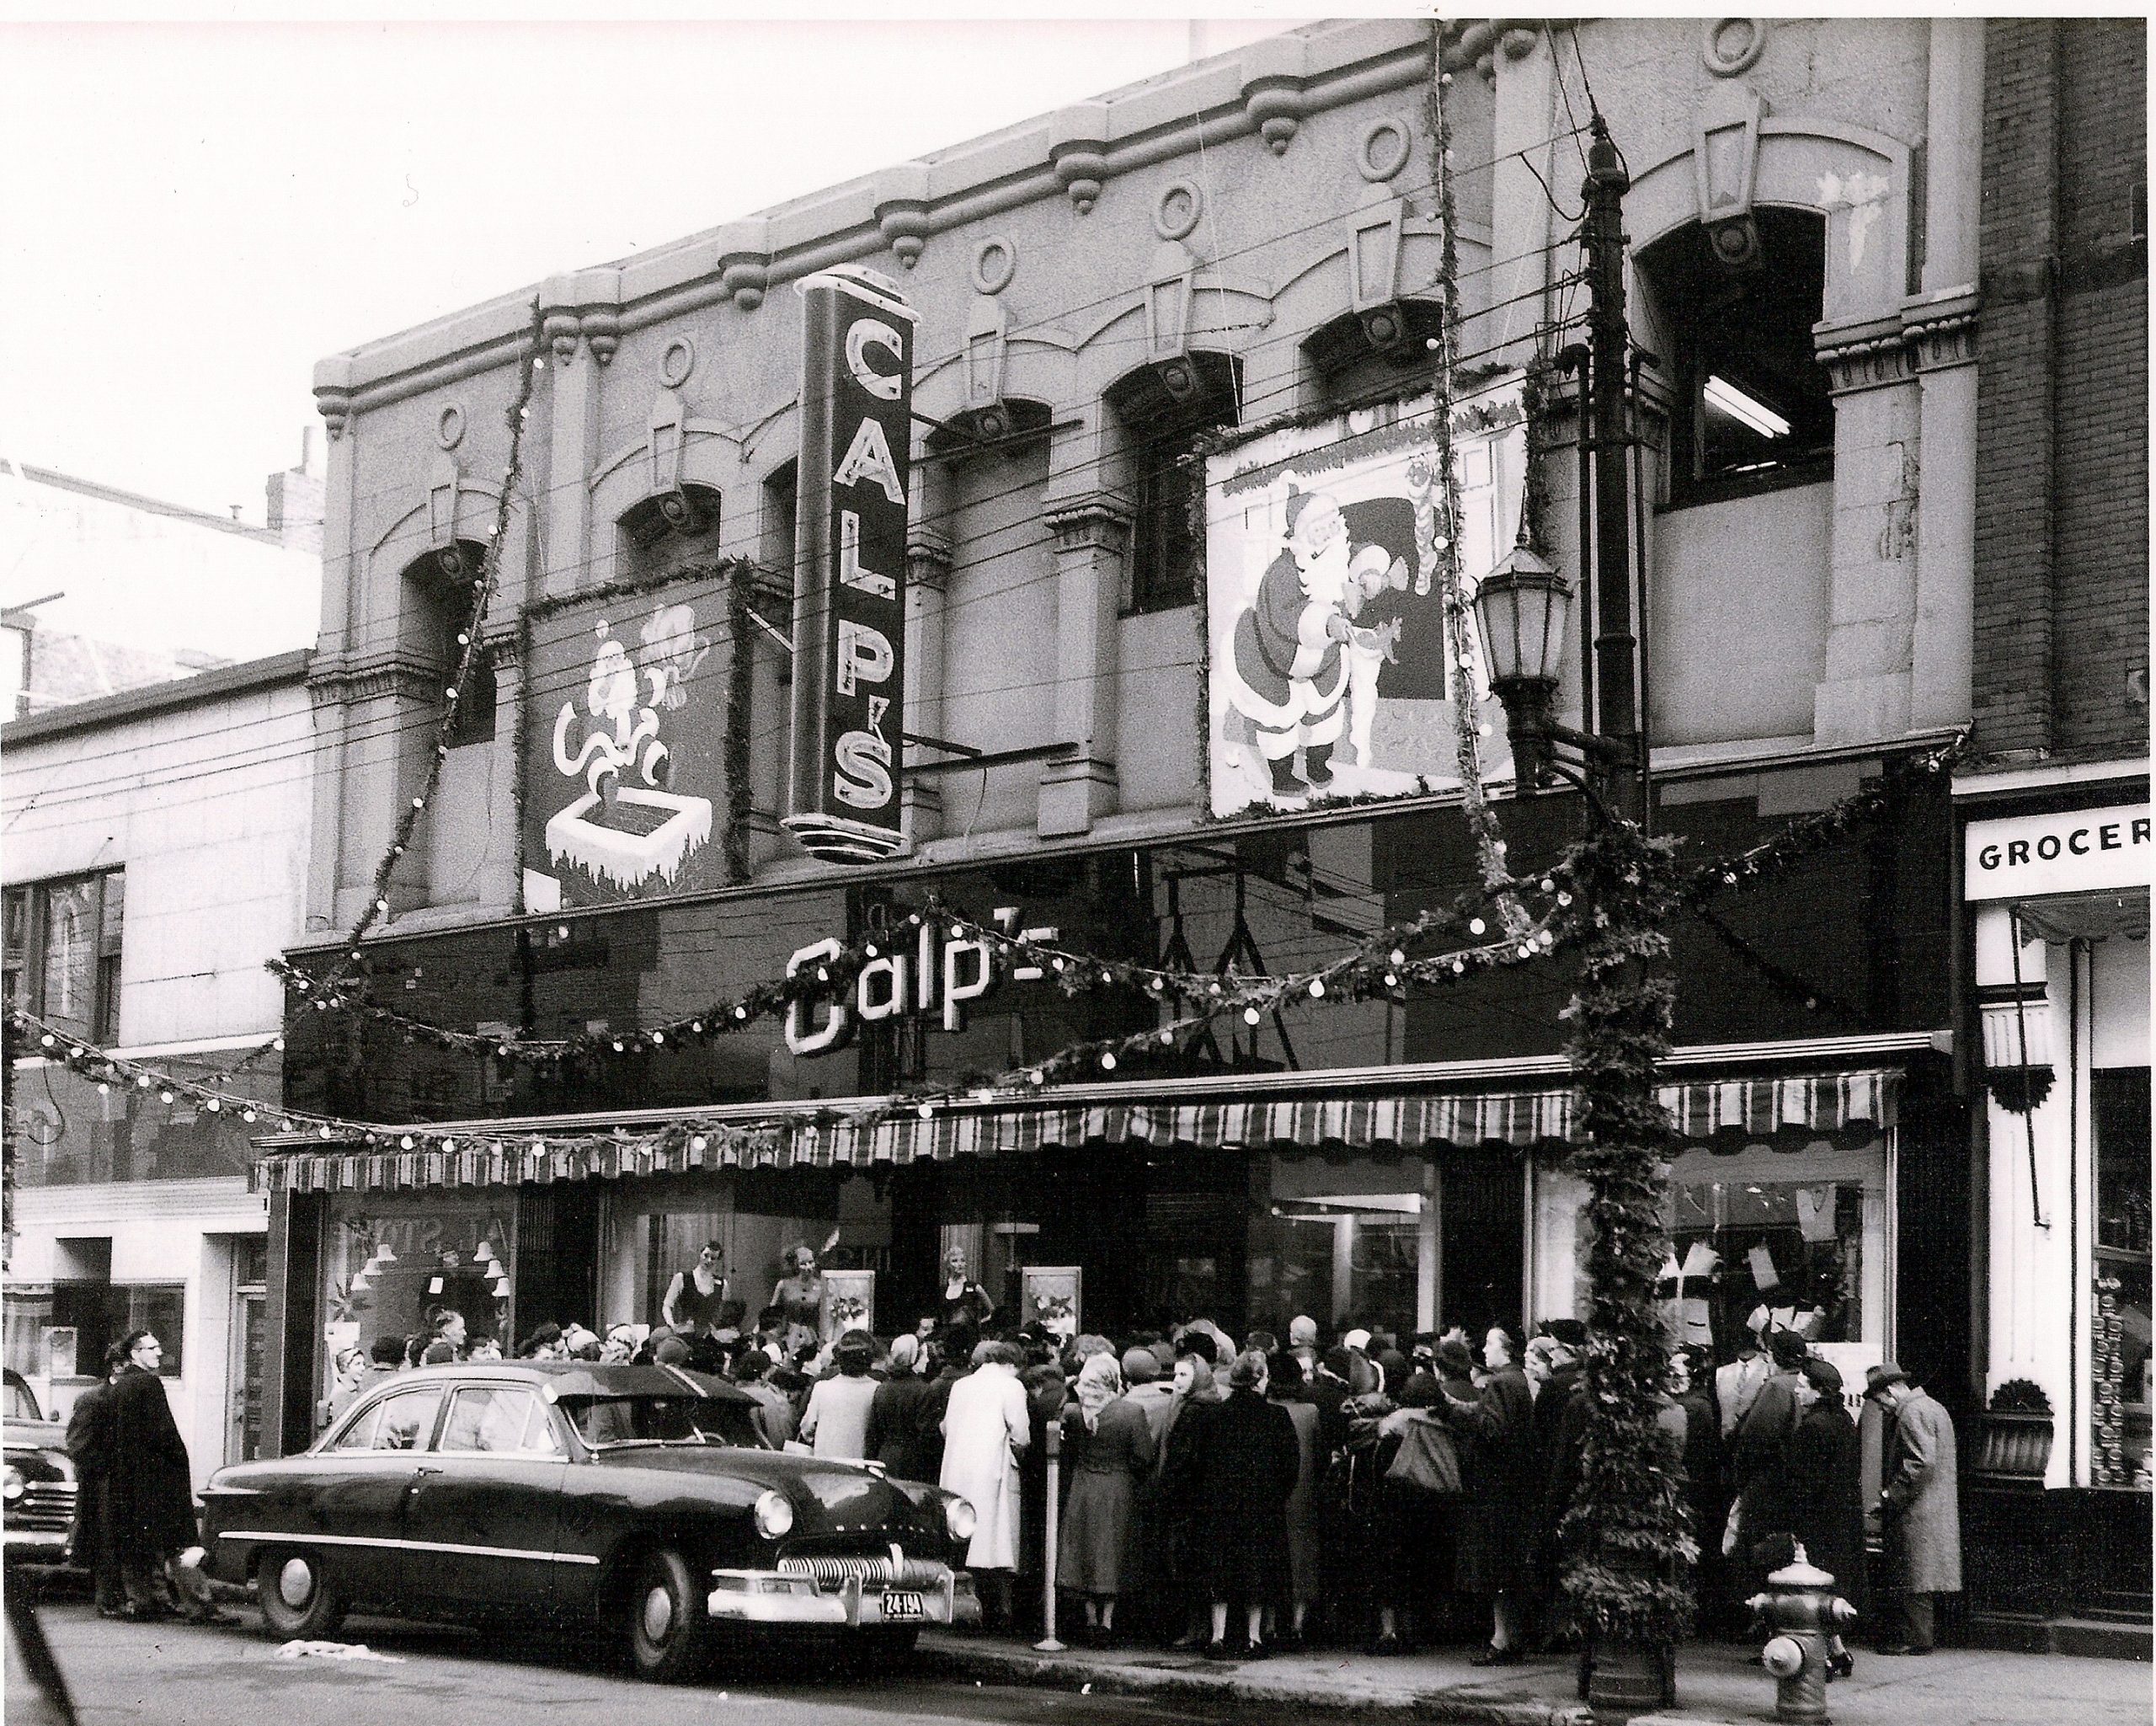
1428, 56, 1529, 937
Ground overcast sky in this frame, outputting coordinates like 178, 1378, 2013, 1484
1, 12, 1316, 521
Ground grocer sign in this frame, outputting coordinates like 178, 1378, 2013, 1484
784, 265, 917, 863
1964, 803, 2150, 900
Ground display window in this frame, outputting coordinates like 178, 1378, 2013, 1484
2089, 1066, 2151, 1489
320, 1195, 515, 1389
1653, 1139, 1892, 1365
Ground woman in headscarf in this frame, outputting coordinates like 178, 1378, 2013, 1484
1056, 1351, 1155, 1644
865, 1332, 936, 1480
1186, 1349, 1299, 1659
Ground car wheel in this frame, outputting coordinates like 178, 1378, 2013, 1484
626, 1547, 708, 1684
254, 1549, 344, 1639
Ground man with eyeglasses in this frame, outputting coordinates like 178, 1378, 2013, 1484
106, 1331, 229, 1623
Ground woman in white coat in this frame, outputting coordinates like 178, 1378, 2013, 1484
940, 1339, 1030, 1630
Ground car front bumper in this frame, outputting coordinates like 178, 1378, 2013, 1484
706, 1564, 979, 1628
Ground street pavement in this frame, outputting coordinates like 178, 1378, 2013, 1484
21, 1598, 1294, 1726
19, 1596, 2152, 1726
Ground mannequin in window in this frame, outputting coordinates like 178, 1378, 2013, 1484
662, 1241, 730, 1338
771, 1245, 825, 1357
937, 1245, 995, 1332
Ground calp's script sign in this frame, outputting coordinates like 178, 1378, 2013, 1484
785, 265, 917, 863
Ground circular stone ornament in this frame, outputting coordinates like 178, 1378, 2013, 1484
1358, 117, 1414, 184
1154, 179, 1203, 243
971, 236, 1018, 296
435, 403, 466, 450
1702, 18, 1767, 77
659, 337, 696, 388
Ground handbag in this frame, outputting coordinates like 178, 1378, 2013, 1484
1385, 1414, 1463, 1497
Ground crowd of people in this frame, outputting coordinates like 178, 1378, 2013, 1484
172, 1234, 1974, 1665
313, 1258, 1962, 1666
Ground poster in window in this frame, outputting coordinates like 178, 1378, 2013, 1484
820, 1269, 875, 1344
1020, 1266, 1081, 1340
520, 570, 731, 910
1202, 385, 1526, 818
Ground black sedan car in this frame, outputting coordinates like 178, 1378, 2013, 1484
198, 1360, 979, 1681
3, 1371, 77, 1565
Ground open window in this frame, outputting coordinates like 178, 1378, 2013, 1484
1636, 209, 1833, 506
1108, 352, 1241, 615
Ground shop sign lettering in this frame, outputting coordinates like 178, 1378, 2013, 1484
783, 265, 918, 864
1965, 804, 2150, 900
783, 910, 1055, 1055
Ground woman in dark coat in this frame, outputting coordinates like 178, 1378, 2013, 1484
1672, 1344, 1729, 1627
1438, 1323, 1537, 1664
107, 1331, 220, 1621
864, 1333, 937, 1480
1786, 1359, 1866, 1619
1187, 1349, 1300, 1659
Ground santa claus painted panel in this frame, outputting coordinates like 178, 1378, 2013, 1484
1203, 385, 1524, 819
519, 570, 729, 909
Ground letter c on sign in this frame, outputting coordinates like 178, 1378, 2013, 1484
784, 938, 851, 1056
846, 318, 905, 400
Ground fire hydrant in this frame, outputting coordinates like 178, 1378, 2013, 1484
1745, 1558, 1858, 1724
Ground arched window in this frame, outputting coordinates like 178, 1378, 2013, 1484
618, 482, 723, 585
1636, 209, 1833, 505
1107, 352, 1241, 615
403, 541, 494, 746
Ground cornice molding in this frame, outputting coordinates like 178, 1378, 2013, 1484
312, 21, 1447, 401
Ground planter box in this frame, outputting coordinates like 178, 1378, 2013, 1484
1972, 1408, 2057, 1479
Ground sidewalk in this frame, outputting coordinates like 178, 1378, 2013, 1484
918, 1630, 2153, 1726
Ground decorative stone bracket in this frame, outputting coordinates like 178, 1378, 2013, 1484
1240, 34, 1311, 155
1049, 103, 1112, 213
1816, 287, 1978, 394
538, 269, 623, 365
715, 219, 773, 311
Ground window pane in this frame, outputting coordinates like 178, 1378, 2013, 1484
97, 872, 125, 957
40, 879, 99, 1039
2092, 1067, 2151, 1488
330, 1400, 385, 1451
440, 1386, 546, 1454
372, 1387, 445, 1451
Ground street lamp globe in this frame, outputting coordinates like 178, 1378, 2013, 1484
1470, 540, 1573, 784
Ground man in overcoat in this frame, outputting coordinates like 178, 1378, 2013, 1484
1865, 1363, 1961, 1654
63, 1344, 127, 1616
106, 1330, 227, 1622
1437, 1323, 1537, 1664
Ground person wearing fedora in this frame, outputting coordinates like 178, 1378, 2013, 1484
1865, 1363, 1961, 1655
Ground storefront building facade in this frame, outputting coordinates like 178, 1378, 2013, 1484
4, 651, 313, 1486
263, 12, 2015, 1625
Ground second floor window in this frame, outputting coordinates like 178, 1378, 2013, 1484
3, 868, 124, 1045
1110, 353, 1241, 616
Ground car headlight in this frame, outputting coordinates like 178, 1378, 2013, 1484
2, 1466, 24, 1501
752, 1488, 794, 1540
944, 1495, 976, 1544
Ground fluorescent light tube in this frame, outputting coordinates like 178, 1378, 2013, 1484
1703, 375, 1790, 439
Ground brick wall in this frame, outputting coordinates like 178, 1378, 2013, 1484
1973, 19, 2149, 763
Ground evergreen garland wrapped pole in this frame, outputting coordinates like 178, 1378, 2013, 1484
1558, 820, 1695, 1706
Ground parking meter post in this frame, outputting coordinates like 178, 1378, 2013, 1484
1034, 1416, 1065, 1652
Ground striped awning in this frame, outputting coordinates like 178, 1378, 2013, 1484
254, 1068, 1900, 1196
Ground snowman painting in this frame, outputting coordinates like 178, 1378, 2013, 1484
537, 606, 714, 897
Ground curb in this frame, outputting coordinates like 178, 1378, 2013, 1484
917, 1637, 1595, 1726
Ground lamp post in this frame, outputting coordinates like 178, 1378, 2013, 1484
1470, 115, 1689, 1723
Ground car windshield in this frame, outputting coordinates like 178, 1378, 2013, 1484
5, 1377, 40, 1423
562, 1393, 754, 1450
